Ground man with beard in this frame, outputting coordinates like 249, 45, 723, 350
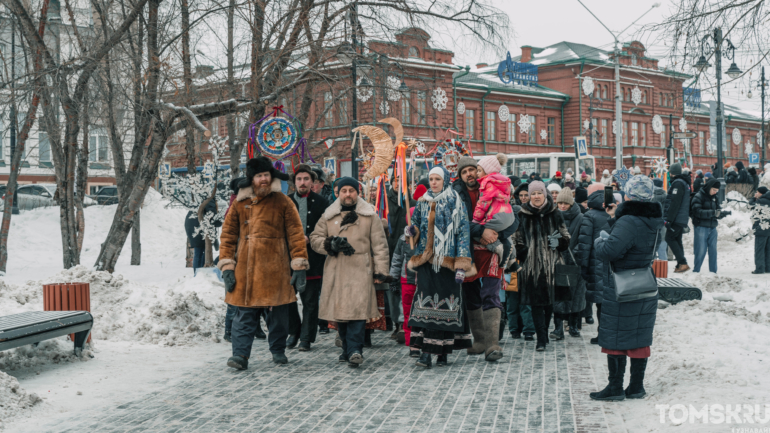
310, 177, 391, 367
218, 157, 309, 369
286, 165, 329, 351
452, 157, 505, 362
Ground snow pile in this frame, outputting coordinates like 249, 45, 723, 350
0, 340, 92, 371
0, 371, 41, 430
682, 272, 752, 293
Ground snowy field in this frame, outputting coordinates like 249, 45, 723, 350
1, 188, 769, 432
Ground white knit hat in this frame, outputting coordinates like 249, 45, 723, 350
478, 153, 507, 175
429, 166, 445, 180
547, 183, 562, 192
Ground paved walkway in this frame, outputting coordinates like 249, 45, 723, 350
47, 326, 620, 433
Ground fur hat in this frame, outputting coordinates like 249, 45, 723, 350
547, 183, 562, 193
246, 156, 290, 184
669, 163, 683, 176
292, 164, 317, 183
556, 187, 574, 205
312, 167, 326, 183
633, 166, 641, 174
478, 153, 507, 175
457, 156, 478, 177
602, 169, 610, 176
230, 176, 247, 194
624, 175, 654, 201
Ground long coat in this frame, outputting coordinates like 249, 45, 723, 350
218, 179, 309, 307
574, 191, 612, 305
386, 187, 415, 256
310, 197, 390, 322
596, 200, 663, 351
289, 191, 329, 277
513, 198, 571, 306
553, 203, 587, 314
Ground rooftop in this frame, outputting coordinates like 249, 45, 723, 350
453, 71, 569, 100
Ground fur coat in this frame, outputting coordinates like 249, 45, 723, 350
218, 179, 309, 307
513, 198, 571, 306
310, 197, 390, 322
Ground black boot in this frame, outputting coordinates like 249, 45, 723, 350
436, 354, 448, 366
590, 355, 627, 401
416, 351, 432, 368
364, 329, 373, 348
286, 334, 299, 349
568, 314, 581, 337
549, 317, 565, 340
625, 358, 648, 399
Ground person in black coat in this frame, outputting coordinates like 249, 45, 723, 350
691, 177, 722, 273
386, 173, 416, 256
185, 199, 221, 273
663, 163, 691, 273
736, 161, 751, 184
552, 188, 586, 339
574, 185, 613, 337
751, 186, 770, 273
725, 166, 739, 184
287, 164, 330, 351
692, 170, 705, 197
590, 175, 662, 401
749, 167, 760, 195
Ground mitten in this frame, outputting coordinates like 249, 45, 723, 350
547, 230, 562, 250
455, 269, 466, 284
223, 270, 236, 293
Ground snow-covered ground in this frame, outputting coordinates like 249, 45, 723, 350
2, 188, 770, 431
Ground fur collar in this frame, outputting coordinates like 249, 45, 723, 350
323, 197, 375, 219
519, 200, 556, 216
615, 200, 663, 220
235, 178, 283, 202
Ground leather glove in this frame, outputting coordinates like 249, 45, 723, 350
717, 210, 731, 219
223, 270, 236, 293
404, 225, 417, 237
455, 269, 466, 284
547, 230, 562, 250
389, 281, 401, 294
290, 270, 307, 294
335, 237, 356, 256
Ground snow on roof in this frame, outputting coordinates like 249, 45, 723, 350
687, 101, 763, 122
533, 47, 558, 58
454, 71, 568, 99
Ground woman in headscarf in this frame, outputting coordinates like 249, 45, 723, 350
512, 181, 571, 351
405, 166, 473, 368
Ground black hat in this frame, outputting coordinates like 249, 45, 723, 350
229, 176, 247, 194
292, 164, 317, 183
336, 176, 360, 193
652, 178, 663, 188
312, 167, 326, 183
245, 156, 290, 183
575, 187, 588, 204
703, 177, 721, 193
759, 186, 769, 195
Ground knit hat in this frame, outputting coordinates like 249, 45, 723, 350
759, 186, 769, 195
633, 166, 641, 174
703, 178, 721, 193
575, 187, 588, 203
528, 180, 547, 196
736, 161, 745, 171
624, 175, 654, 201
566, 168, 574, 175
652, 178, 663, 188
429, 166, 445, 180
547, 183, 562, 193
669, 163, 683, 176
246, 156, 290, 184
336, 176, 360, 193
478, 153, 507, 175
696, 169, 703, 176
602, 169, 610, 176
556, 187, 574, 205
724, 162, 732, 169
292, 164, 317, 183
457, 156, 478, 177
705, 172, 713, 178
581, 172, 589, 179
554, 171, 563, 178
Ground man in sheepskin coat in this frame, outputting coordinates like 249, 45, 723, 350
218, 157, 309, 370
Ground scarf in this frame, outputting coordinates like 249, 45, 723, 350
420, 182, 464, 272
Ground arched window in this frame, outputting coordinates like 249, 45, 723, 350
659, 93, 663, 106
409, 46, 419, 58
642, 90, 647, 104
602, 85, 607, 99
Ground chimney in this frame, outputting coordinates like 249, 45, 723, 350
521, 46, 533, 63
476, 63, 488, 69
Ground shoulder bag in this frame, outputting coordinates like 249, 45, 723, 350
609, 230, 658, 303
555, 247, 581, 288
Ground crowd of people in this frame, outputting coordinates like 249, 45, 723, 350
203, 153, 770, 403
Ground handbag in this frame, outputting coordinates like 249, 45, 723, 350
555, 248, 580, 288
505, 266, 519, 292
610, 231, 659, 303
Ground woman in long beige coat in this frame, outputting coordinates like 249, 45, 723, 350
310, 178, 390, 367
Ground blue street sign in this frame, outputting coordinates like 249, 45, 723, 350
324, 157, 336, 175
574, 136, 588, 159
749, 153, 760, 165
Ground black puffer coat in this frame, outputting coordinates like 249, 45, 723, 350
574, 191, 612, 304
553, 203, 587, 314
596, 200, 663, 351
513, 197, 571, 307
690, 178, 721, 229
664, 175, 691, 227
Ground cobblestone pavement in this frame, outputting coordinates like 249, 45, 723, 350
46, 324, 621, 433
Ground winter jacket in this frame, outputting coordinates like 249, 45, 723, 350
736, 162, 750, 184
549, 178, 564, 188
185, 200, 221, 249
749, 168, 760, 194
574, 191, 612, 305
690, 178, 722, 229
651, 186, 667, 241
596, 200, 662, 351
725, 169, 739, 184
553, 202, 586, 315
692, 175, 705, 196
452, 178, 485, 240
218, 179, 309, 308
513, 198, 571, 307
473, 173, 513, 224
664, 175, 691, 227
310, 197, 390, 321
389, 234, 417, 285
289, 191, 329, 277
600, 176, 613, 186
579, 180, 592, 188
750, 191, 770, 237
386, 187, 415, 256
320, 184, 335, 204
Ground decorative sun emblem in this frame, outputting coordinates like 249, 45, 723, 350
582, 76, 595, 96
498, 105, 510, 122
732, 128, 742, 145
431, 87, 447, 111
583, 119, 590, 131
652, 156, 669, 175
457, 102, 465, 114
416, 140, 426, 155
517, 115, 532, 134
379, 100, 390, 115
386, 76, 402, 101
631, 86, 642, 106
678, 117, 688, 132
356, 77, 372, 102
652, 115, 664, 134
540, 129, 548, 140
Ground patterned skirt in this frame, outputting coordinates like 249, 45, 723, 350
328, 291, 387, 331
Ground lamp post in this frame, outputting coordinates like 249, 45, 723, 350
748, 66, 767, 168
576, 1, 660, 171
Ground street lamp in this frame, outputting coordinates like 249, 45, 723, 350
576, 1, 660, 171
749, 67, 767, 166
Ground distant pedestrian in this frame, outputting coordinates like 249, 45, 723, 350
690, 177, 722, 273
751, 186, 770, 274
664, 163, 691, 273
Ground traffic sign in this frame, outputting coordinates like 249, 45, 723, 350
573, 136, 589, 159
673, 132, 697, 139
158, 163, 170, 179
749, 153, 760, 166
203, 161, 214, 179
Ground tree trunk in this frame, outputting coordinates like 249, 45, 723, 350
181, 0, 196, 174
131, 210, 141, 265
226, 0, 240, 177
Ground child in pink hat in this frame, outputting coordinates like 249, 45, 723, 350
473, 153, 517, 262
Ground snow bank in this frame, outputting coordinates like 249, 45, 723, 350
0, 371, 41, 430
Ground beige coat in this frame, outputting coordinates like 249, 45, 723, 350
310, 197, 389, 322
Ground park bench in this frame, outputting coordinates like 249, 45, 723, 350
0, 311, 93, 356
657, 278, 702, 304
